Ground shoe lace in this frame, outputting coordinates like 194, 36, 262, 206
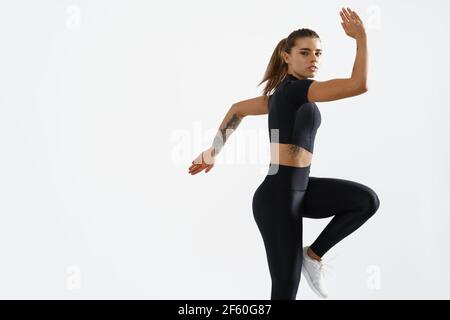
314, 251, 341, 278
313, 260, 335, 278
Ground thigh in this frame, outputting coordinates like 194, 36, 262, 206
301, 176, 378, 219
253, 185, 304, 280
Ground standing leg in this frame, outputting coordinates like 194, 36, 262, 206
253, 182, 306, 300
301, 177, 380, 258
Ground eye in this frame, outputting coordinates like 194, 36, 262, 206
300, 52, 322, 56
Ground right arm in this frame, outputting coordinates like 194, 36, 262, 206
188, 96, 269, 175
188, 104, 244, 175
308, 8, 368, 103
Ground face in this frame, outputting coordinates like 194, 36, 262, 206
282, 37, 322, 79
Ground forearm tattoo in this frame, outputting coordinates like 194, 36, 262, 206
212, 112, 242, 155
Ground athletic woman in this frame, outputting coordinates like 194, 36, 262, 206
188, 7, 380, 300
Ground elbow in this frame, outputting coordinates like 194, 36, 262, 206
349, 78, 368, 96
356, 83, 368, 94
231, 104, 245, 119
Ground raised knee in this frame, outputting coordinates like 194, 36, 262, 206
364, 188, 380, 217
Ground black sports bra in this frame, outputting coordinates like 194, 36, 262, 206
268, 73, 321, 153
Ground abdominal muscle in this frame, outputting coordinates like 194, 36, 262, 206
270, 143, 312, 168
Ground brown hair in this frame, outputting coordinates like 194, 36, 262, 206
258, 28, 320, 96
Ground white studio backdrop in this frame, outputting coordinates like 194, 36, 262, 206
0, 0, 449, 299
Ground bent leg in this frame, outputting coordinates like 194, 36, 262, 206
301, 177, 380, 257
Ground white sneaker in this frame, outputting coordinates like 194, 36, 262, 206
301, 246, 330, 298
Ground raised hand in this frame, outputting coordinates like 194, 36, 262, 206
340, 7, 366, 40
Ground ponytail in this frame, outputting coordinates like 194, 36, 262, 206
258, 29, 320, 96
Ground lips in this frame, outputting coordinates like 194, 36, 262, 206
309, 66, 318, 71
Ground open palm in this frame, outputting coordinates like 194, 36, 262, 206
340, 7, 366, 40
188, 147, 216, 175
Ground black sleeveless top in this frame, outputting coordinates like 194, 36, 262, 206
268, 73, 321, 153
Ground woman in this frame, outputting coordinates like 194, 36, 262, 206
188, 7, 380, 300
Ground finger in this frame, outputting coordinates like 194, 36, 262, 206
344, 8, 357, 24
194, 168, 205, 175
341, 8, 352, 22
339, 10, 349, 23
189, 165, 201, 173
189, 167, 199, 175
351, 10, 363, 23
342, 23, 350, 34
189, 164, 199, 171
190, 165, 203, 173
348, 8, 357, 19
190, 167, 203, 175
195, 164, 206, 172
346, 7, 358, 23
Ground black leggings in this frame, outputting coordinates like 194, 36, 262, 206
252, 163, 380, 300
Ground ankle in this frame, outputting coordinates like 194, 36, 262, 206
307, 247, 322, 262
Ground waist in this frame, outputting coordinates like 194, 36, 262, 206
270, 143, 313, 168
264, 163, 310, 191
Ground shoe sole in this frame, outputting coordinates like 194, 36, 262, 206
301, 264, 327, 299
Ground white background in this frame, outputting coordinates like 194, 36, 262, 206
0, 0, 449, 299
